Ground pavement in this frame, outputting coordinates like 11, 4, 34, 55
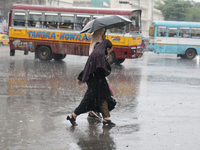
0, 46, 200, 150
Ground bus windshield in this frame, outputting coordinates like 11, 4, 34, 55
130, 11, 141, 33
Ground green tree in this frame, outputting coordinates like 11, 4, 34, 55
187, 3, 200, 22
155, 0, 193, 21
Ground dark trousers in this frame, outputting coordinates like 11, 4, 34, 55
101, 100, 110, 118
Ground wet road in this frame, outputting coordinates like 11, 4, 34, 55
0, 46, 200, 150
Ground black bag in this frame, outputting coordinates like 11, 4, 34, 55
107, 97, 117, 111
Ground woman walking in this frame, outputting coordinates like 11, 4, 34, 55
67, 29, 115, 126
88, 28, 109, 119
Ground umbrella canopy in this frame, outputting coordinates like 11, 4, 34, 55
80, 15, 132, 33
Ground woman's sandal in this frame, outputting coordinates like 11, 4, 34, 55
103, 119, 116, 126
66, 114, 77, 126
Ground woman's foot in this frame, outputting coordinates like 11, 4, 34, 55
103, 119, 116, 127
66, 114, 77, 126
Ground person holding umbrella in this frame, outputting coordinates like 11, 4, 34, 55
88, 28, 107, 120
88, 28, 115, 120
67, 28, 115, 126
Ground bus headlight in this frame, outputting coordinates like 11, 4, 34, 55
131, 47, 137, 53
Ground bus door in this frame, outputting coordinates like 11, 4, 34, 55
166, 27, 178, 54
11, 11, 29, 51
156, 26, 167, 53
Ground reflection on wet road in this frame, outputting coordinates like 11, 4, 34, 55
0, 47, 200, 150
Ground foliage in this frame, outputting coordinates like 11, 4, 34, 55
154, 0, 200, 22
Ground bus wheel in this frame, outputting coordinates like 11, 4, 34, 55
53, 54, 66, 61
108, 52, 116, 65
185, 49, 196, 59
36, 46, 52, 61
62, 54, 66, 59
116, 59, 125, 64
10, 50, 15, 56
24, 51, 29, 55
0, 42, 3, 47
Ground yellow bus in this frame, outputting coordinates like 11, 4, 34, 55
8, 4, 143, 64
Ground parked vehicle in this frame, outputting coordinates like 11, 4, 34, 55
0, 34, 9, 46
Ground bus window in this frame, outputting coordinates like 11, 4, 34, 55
109, 26, 125, 34
191, 28, 200, 38
157, 26, 166, 37
60, 14, 74, 30
179, 27, 190, 38
168, 27, 177, 37
75, 15, 90, 31
28, 12, 42, 28
13, 12, 25, 26
45, 13, 58, 29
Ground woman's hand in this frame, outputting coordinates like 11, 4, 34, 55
107, 47, 113, 55
77, 80, 82, 85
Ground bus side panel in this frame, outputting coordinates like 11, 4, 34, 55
9, 38, 90, 57
114, 46, 132, 59
54, 42, 89, 56
148, 37, 155, 51
165, 38, 178, 54
9, 28, 30, 51
114, 46, 143, 59
165, 45, 177, 54
154, 44, 166, 53
196, 48, 200, 55
155, 44, 178, 54
53, 41, 73, 54
75, 44, 89, 56
9, 39, 31, 51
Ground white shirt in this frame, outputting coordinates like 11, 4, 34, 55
35, 22, 41, 28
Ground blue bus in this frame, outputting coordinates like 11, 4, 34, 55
148, 21, 200, 59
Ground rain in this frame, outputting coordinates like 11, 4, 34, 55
1, 0, 200, 150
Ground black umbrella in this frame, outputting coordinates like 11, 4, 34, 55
80, 15, 132, 33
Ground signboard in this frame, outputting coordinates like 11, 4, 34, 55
91, 0, 110, 8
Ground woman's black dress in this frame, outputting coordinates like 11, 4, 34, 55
74, 64, 111, 115
74, 39, 113, 116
